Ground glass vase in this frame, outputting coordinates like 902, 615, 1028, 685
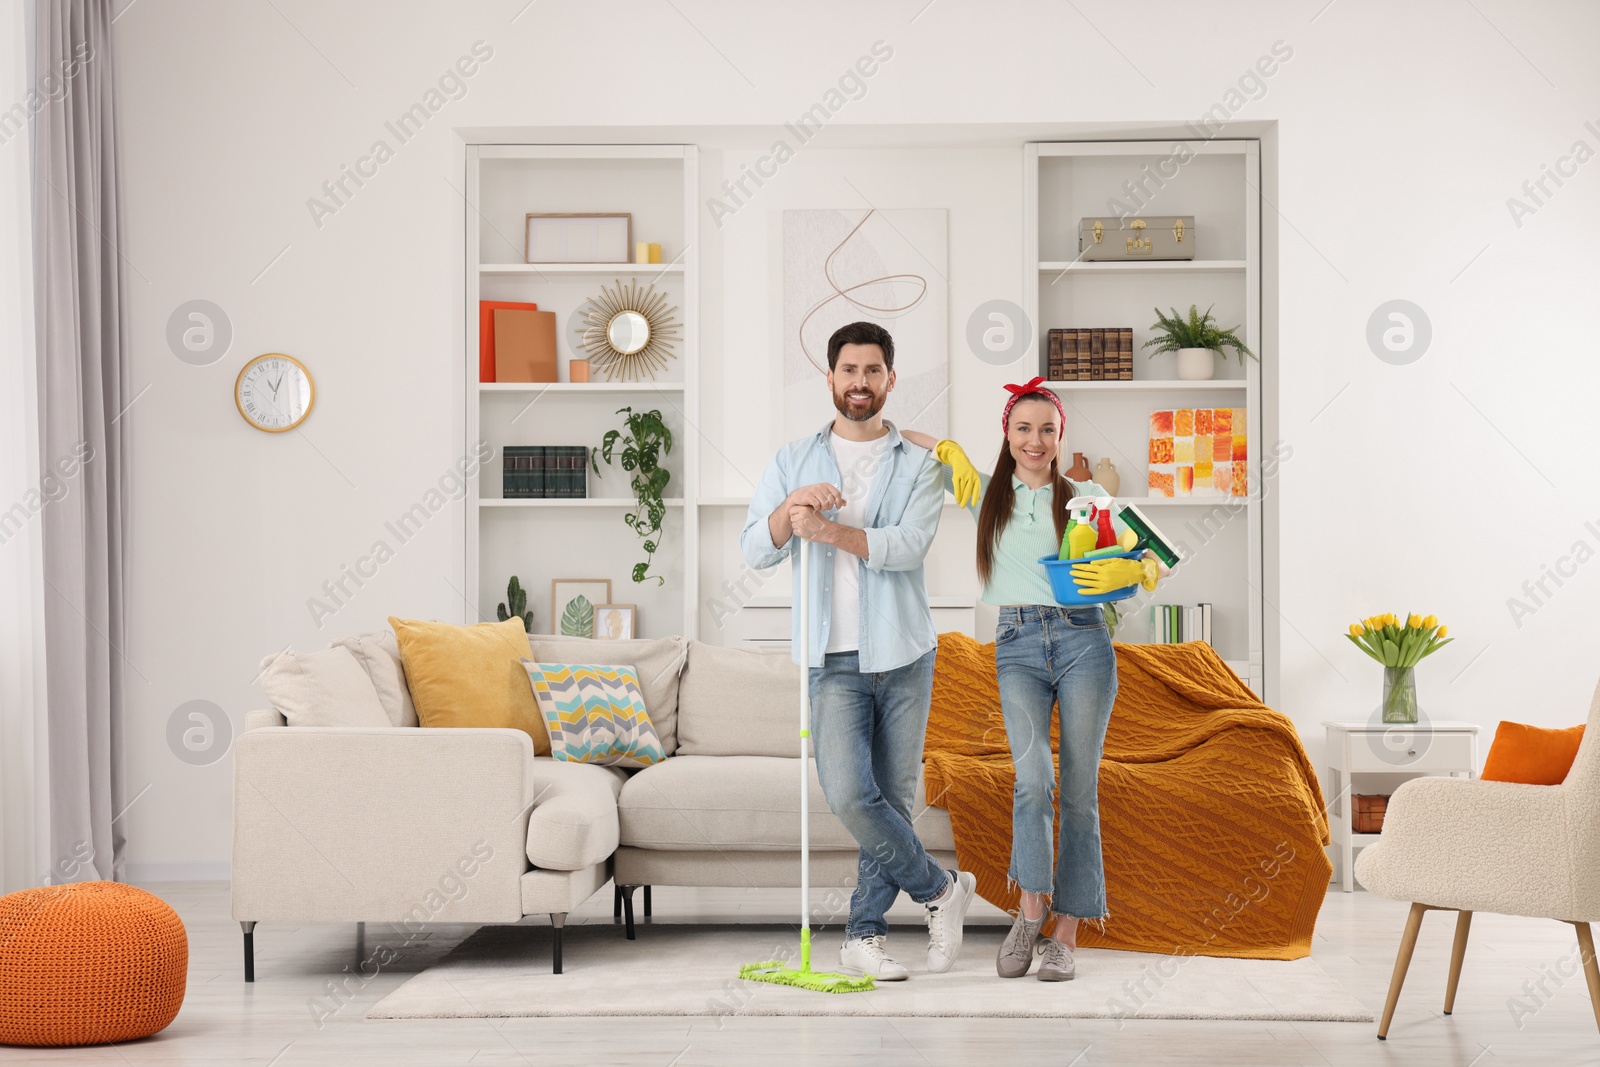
1381, 666, 1418, 724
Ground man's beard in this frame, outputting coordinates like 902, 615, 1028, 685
833, 385, 886, 422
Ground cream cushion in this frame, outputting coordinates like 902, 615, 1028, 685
524, 758, 625, 871
526, 635, 688, 754
332, 630, 418, 728
257, 646, 390, 729
675, 641, 802, 758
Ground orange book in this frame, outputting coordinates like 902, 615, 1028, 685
493, 308, 558, 383
478, 300, 539, 383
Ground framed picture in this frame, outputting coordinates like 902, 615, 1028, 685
525, 213, 632, 264
550, 579, 611, 637
592, 604, 636, 641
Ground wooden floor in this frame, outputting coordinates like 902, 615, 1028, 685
2, 880, 1596, 1065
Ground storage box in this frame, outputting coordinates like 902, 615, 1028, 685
1078, 216, 1196, 262
1352, 794, 1389, 834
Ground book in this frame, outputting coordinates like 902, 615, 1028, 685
478, 301, 538, 383
1073, 328, 1088, 380
1119, 326, 1133, 380
493, 308, 559, 383
502, 445, 542, 498
1090, 328, 1105, 380
1047, 328, 1065, 380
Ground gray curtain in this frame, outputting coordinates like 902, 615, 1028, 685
32, 0, 126, 883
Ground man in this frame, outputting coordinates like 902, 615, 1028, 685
740, 320, 977, 981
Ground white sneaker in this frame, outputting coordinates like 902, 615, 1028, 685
925, 870, 977, 973
839, 934, 909, 981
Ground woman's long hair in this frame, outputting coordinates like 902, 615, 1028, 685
976, 400, 1075, 586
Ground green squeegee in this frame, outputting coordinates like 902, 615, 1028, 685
1118, 502, 1182, 569
738, 536, 874, 995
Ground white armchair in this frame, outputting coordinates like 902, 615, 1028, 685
1355, 676, 1600, 1039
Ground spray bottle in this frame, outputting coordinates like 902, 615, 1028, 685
1064, 498, 1099, 559
1093, 496, 1117, 549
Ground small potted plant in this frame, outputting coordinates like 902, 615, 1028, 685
496, 576, 535, 632
1143, 304, 1256, 381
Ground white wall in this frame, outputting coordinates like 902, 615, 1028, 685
112, 0, 1600, 874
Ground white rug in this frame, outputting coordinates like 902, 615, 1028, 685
367, 923, 1373, 1022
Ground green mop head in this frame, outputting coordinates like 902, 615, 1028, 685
739, 930, 875, 993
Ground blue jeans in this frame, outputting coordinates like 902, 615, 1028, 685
809, 648, 948, 940
995, 604, 1117, 919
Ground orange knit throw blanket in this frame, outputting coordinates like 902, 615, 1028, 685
923, 633, 1330, 960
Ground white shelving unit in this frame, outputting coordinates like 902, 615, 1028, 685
1024, 140, 1265, 694
465, 144, 699, 639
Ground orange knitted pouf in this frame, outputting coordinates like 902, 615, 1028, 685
0, 881, 187, 1047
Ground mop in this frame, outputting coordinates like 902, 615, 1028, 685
738, 535, 875, 994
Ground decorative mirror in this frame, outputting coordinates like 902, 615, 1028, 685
578, 279, 680, 381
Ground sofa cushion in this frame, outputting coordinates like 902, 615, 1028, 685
257, 646, 390, 729
527, 635, 687, 754
1481, 721, 1586, 785
525, 758, 624, 871
675, 642, 800, 758
618, 754, 954, 853
389, 616, 550, 755
332, 630, 418, 728
522, 661, 664, 768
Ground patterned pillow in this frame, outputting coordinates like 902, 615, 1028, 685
520, 661, 664, 768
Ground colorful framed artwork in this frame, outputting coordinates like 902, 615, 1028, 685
550, 579, 612, 637
592, 604, 636, 641
1148, 407, 1248, 498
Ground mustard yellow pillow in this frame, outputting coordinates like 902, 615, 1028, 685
388, 616, 550, 755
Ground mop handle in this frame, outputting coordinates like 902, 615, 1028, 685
797, 531, 811, 972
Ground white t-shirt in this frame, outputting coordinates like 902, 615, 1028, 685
825, 432, 888, 654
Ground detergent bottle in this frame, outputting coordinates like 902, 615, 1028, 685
1093, 496, 1117, 549
1064, 498, 1098, 559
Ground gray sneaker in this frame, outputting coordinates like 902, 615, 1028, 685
997, 912, 1045, 978
1036, 936, 1075, 981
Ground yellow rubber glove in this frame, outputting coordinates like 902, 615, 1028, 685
935, 439, 982, 509
1070, 556, 1159, 595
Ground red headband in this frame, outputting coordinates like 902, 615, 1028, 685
1001, 376, 1065, 431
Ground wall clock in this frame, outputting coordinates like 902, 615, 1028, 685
235, 353, 315, 433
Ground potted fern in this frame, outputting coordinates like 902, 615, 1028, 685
1143, 304, 1256, 381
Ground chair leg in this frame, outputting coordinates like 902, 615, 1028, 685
1444, 910, 1472, 1014
1572, 922, 1600, 1036
1378, 902, 1430, 1040
240, 921, 256, 983
644, 885, 652, 917
620, 884, 637, 940
613, 883, 622, 919
550, 913, 565, 975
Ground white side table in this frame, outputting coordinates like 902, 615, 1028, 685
1322, 720, 1480, 892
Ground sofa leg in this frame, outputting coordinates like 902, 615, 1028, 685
1378, 902, 1429, 1039
1571, 921, 1600, 1035
620, 884, 637, 940
550, 913, 566, 975
241, 921, 256, 983
644, 885, 652, 917
613, 883, 622, 919
1444, 910, 1472, 1014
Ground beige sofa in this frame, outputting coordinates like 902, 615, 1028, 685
232, 632, 955, 978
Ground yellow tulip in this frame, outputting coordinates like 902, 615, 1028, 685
1423, 614, 1438, 629
1408, 613, 1422, 629
1437, 625, 1449, 638
1384, 613, 1396, 627
1349, 624, 1363, 637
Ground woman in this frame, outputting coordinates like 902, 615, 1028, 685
904, 376, 1165, 981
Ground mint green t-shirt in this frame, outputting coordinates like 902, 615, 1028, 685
944, 467, 1130, 607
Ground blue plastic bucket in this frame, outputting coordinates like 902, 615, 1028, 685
1037, 550, 1143, 606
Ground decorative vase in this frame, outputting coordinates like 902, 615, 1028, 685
1093, 457, 1120, 495
1065, 452, 1091, 481
1381, 666, 1418, 724
1175, 347, 1217, 381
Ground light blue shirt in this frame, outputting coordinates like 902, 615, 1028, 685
740, 420, 944, 671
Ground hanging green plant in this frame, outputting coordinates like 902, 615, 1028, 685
592, 406, 673, 585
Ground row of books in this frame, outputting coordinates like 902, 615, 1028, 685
504, 445, 588, 498
1046, 327, 1133, 381
1150, 602, 1213, 645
